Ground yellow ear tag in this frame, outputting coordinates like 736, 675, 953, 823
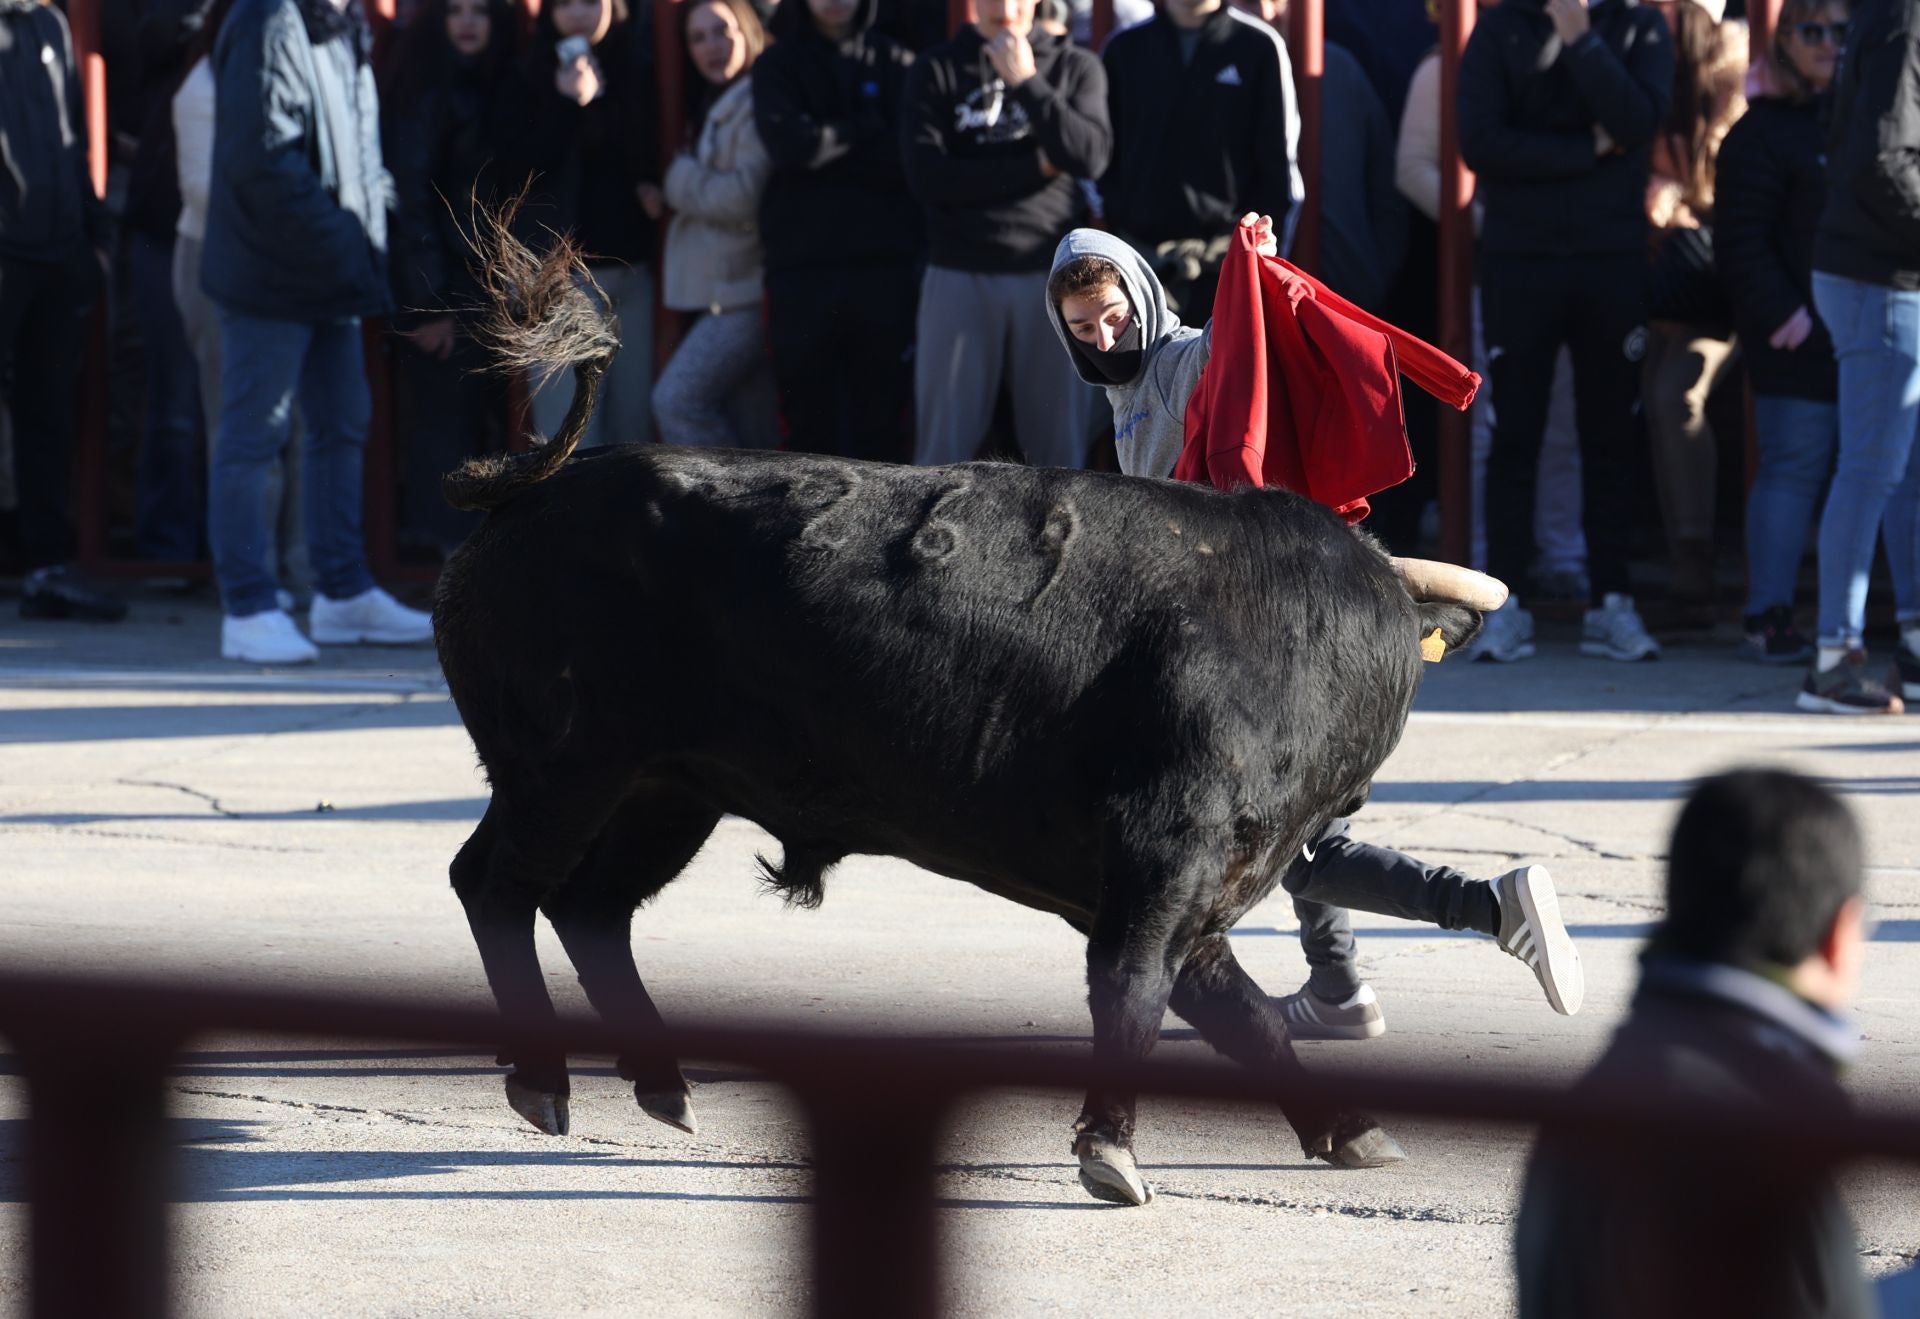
1420, 628, 1447, 663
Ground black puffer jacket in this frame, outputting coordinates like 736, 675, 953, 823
1457, 0, 1673, 258
1717, 96, 1837, 400
750, 0, 921, 275
1814, 0, 1920, 289
0, 0, 108, 262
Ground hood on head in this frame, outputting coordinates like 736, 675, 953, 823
1046, 229, 1180, 388
770, 0, 878, 43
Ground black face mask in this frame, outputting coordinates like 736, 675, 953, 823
1068, 315, 1144, 385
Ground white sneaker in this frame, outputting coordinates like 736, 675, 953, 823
1580, 592, 1660, 661
309, 587, 434, 646
1491, 865, 1584, 1015
221, 609, 320, 665
1275, 982, 1386, 1040
1466, 597, 1536, 662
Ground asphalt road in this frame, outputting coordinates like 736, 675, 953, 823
1, 594, 1916, 1316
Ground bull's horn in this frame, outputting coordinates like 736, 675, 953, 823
1390, 558, 1509, 612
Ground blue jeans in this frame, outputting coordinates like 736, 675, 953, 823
131, 230, 205, 560
1744, 395, 1837, 615
1811, 272, 1920, 646
208, 311, 375, 617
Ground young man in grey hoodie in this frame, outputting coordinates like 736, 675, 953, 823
1045, 220, 1584, 1036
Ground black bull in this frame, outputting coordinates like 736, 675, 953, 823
431, 217, 1488, 1206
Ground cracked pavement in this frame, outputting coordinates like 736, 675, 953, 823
1, 596, 1917, 1316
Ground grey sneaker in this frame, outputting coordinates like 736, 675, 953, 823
1491, 865, 1584, 1015
1276, 983, 1386, 1040
1466, 597, 1536, 662
1580, 593, 1660, 661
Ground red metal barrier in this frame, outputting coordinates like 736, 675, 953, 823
1284, 0, 1322, 274
1436, 0, 1478, 567
3, 969, 1919, 1318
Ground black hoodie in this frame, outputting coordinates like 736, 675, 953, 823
1457, 0, 1672, 259
902, 24, 1111, 273
1814, 0, 1920, 289
751, 0, 922, 275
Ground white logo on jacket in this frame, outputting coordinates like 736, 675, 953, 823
954, 83, 1032, 143
1215, 64, 1242, 86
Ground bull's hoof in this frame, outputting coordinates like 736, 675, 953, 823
636, 1085, 698, 1135
1322, 1124, 1406, 1169
1073, 1135, 1154, 1206
505, 1077, 571, 1136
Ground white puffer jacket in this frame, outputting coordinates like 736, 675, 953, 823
662, 78, 772, 314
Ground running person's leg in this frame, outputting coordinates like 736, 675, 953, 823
1276, 820, 1585, 1037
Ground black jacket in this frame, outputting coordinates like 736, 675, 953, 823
902, 25, 1111, 273
0, 0, 109, 262
123, 0, 216, 238
383, 60, 506, 328
1457, 0, 1672, 258
1516, 963, 1873, 1319
1099, 5, 1296, 249
1717, 97, 1837, 400
751, 0, 921, 275
202, 0, 392, 320
495, 20, 658, 266
1814, 0, 1920, 288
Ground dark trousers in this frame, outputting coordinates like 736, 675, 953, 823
766, 265, 917, 464
1285, 818, 1499, 1001
392, 331, 502, 554
1480, 252, 1647, 604
0, 247, 99, 569
130, 228, 206, 561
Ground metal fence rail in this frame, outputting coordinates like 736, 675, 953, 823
2, 970, 1916, 1318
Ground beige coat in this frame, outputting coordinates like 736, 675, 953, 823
662, 79, 772, 314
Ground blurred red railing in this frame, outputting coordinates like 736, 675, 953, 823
5, 968, 1918, 1318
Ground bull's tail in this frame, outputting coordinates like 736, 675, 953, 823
442, 196, 621, 513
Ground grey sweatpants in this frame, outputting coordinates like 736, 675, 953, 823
912, 266, 1094, 469
652, 307, 778, 448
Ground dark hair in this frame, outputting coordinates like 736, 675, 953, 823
1772, 0, 1849, 104
381, 0, 518, 109
1047, 254, 1124, 308
680, 0, 770, 134
1649, 769, 1863, 969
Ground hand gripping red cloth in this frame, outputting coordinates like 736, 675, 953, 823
1174, 222, 1481, 523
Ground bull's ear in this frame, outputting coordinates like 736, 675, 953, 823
1417, 602, 1483, 661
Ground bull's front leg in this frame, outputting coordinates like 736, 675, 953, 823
1072, 902, 1179, 1207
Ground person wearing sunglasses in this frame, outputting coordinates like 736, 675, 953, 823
1715, 0, 1848, 669
1803, 0, 1920, 713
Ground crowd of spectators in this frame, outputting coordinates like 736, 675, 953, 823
3, 0, 1918, 704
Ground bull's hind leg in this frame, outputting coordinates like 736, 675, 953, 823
452, 784, 626, 1136
543, 788, 721, 1135
1169, 936, 1406, 1169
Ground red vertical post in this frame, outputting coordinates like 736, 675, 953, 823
1090, 0, 1113, 49
1285, 0, 1323, 273
1436, 0, 1477, 566
70, 0, 111, 570
656, 0, 686, 373
948, 0, 970, 37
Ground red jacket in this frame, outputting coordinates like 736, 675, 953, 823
1175, 224, 1480, 523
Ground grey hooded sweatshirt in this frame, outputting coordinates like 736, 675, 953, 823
1047, 228, 1209, 480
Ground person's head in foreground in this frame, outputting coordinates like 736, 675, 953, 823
1650, 767, 1866, 1012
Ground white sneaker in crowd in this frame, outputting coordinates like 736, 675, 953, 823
221, 609, 320, 665
1467, 597, 1536, 662
1580, 592, 1661, 662
309, 587, 434, 646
